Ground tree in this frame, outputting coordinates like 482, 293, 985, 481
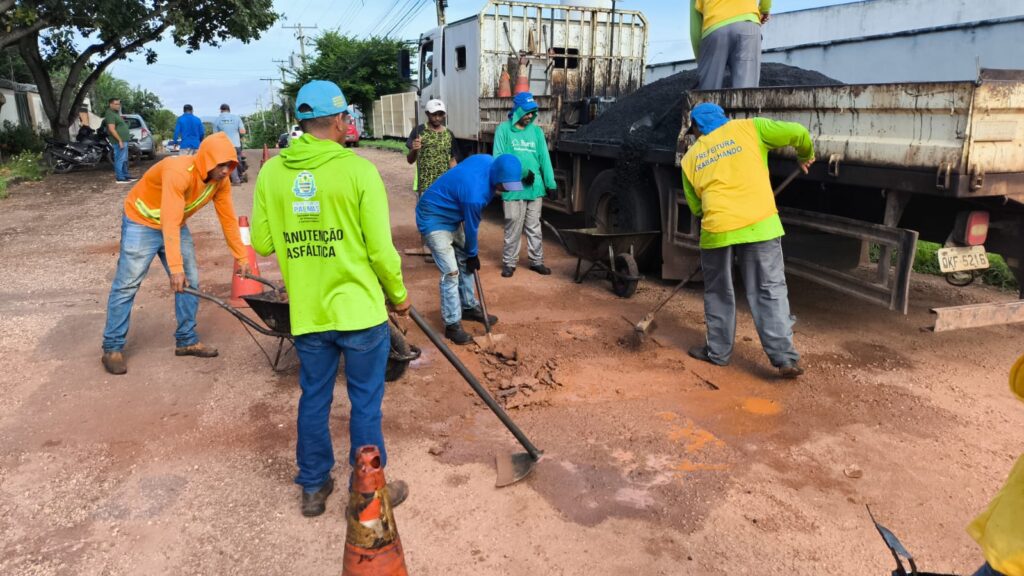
245, 106, 288, 149
285, 33, 410, 119
0, 1, 279, 140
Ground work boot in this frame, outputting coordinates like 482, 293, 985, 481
501, 266, 515, 278
779, 362, 805, 379
444, 322, 473, 345
688, 346, 728, 367
101, 351, 127, 375
462, 306, 498, 326
175, 342, 219, 358
301, 476, 334, 518
385, 479, 409, 509
529, 264, 552, 276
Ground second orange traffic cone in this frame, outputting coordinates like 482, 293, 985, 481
497, 64, 512, 98
342, 446, 408, 576
230, 215, 263, 305
513, 61, 530, 95
260, 143, 270, 167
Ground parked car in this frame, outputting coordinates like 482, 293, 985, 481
277, 132, 289, 148
344, 122, 360, 147
163, 139, 180, 154
122, 113, 154, 159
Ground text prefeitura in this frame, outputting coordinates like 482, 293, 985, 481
283, 229, 344, 259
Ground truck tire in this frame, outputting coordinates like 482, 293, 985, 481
584, 168, 661, 268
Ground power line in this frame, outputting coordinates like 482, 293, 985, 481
368, 0, 402, 37
283, 23, 318, 65
383, 0, 430, 38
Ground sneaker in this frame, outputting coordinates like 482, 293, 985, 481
115, 179, 132, 184
444, 322, 473, 345
779, 362, 805, 379
687, 346, 728, 366
101, 351, 127, 375
462, 306, 498, 326
501, 266, 515, 278
174, 342, 219, 358
529, 264, 552, 275
301, 476, 334, 517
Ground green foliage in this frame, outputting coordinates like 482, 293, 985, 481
0, 151, 45, 199
0, 120, 45, 155
244, 107, 289, 149
360, 139, 407, 153
285, 33, 411, 118
0, 47, 33, 82
146, 108, 177, 143
869, 241, 1018, 291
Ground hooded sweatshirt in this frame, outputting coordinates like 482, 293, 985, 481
416, 154, 505, 258
251, 133, 407, 336
493, 93, 555, 202
123, 131, 246, 274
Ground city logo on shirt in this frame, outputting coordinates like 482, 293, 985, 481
292, 170, 317, 199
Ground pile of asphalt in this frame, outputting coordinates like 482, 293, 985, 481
567, 63, 842, 149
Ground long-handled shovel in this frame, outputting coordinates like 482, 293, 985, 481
410, 307, 543, 487
472, 273, 506, 351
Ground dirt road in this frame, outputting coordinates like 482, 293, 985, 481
1, 148, 1021, 575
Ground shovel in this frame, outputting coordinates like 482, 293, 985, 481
472, 273, 506, 351
410, 307, 543, 487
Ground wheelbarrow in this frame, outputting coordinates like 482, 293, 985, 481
184, 274, 420, 381
542, 221, 660, 298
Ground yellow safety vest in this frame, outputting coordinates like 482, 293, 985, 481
682, 119, 777, 233
694, 0, 761, 33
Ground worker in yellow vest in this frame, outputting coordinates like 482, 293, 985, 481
681, 102, 813, 378
690, 0, 771, 89
966, 353, 1024, 576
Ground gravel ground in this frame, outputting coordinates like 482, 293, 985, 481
0, 149, 1021, 575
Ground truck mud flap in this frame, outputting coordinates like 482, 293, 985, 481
780, 208, 918, 314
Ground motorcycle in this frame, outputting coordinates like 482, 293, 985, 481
43, 126, 112, 174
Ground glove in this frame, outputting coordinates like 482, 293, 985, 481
546, 187, 558, 199
465, 255, 481, 274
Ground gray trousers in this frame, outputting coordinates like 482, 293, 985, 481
700, 237, 799, 367
696, 20, 762, 90
503, 198, 544, 267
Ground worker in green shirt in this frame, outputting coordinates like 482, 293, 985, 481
680, 102, 813, 378
251, 80, 410, 517
103, 98, 133, 183
690, 0, 771, 89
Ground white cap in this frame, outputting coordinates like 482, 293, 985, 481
425, 99, 446, 114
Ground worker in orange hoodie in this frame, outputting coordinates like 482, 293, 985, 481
100, 132, 251, 375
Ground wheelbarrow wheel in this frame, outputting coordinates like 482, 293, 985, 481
610, 253, 639, 298
385, 325, 420, 382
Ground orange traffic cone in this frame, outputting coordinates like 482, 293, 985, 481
342, 446, 408, 576
513, 61, 530, 95
260, 144, 270, 167
497, 64, 512, 98
230, 215, 264, 305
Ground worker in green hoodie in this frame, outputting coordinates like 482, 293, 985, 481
251, 80, 410, 518
493, 92, 556, 278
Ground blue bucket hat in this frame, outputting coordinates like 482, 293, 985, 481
691, 102, 729, 135
295, 80, 349, 120
509, 91, 539, 119
489, 154, 524, 191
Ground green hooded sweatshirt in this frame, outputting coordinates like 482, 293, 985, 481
251, 133, 407, 336
492, 107, 556, 201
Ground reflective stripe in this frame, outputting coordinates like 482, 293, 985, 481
134, 198, 161, 223
185, 183, 216, 212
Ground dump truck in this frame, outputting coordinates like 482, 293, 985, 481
414, 2, 1024, 331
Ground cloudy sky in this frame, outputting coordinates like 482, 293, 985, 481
106, 0, 859, 116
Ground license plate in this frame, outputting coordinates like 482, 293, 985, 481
937, 245, 989, 273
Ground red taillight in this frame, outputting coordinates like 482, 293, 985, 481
141, 128, 149, 137
954, 210, 989, 246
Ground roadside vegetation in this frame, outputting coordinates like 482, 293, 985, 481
360, 139, 406, 153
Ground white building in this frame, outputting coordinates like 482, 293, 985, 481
646, 0, 1024, 84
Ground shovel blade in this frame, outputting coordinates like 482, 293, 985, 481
473, 332, 507, 350
495, 452, 538, 487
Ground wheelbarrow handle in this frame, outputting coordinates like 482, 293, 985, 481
182, 286, 284, 338
240, 272, 284, 293
409, 307, 542, 461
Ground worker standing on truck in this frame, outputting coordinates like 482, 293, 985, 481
416, 154, 525, 344
966, 353, 1024, 576
691, 0, 771, 90
494, 92, 556, 278
251, 80, 411, 517
681, 102, 813, 378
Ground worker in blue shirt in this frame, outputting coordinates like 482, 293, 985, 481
213, 103, 247, 184
172, 104, 204, 155
415, 154, 526, 344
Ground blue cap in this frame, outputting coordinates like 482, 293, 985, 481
295, 80, 349, 120
490, 154, 524, 191
513, 91, 538, 113
691, 102, 729, 135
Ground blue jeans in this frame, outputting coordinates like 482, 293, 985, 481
424, 228, 479, 326
293, 322, 390, 493
101, 215, 200, 352
700, 237, 799, 366
973, 563, 1005, 576
112, 142, 129, 181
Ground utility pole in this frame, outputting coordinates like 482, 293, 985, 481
435, 0, 448, 26
272, 59, 292, 125
259, 77, 278, 132
282, 24, 318, 65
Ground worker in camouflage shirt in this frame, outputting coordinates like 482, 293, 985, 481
407, 99, 463, 255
